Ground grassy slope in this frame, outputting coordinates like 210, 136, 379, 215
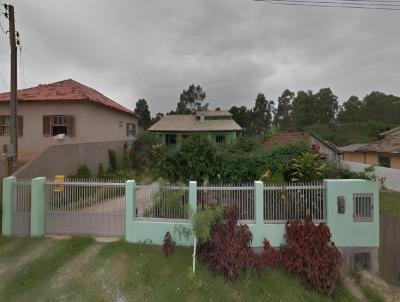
0, 237, 356, 302
380, 191, 400, 217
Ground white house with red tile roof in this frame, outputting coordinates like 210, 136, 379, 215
0, 79, 139, 162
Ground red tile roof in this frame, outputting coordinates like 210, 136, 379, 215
0, 79, 137, 116
263, 132, 307, 148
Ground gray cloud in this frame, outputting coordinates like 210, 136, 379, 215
0, 0, 399, 114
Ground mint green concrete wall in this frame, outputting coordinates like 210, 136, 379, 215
30, 177, 46, 237
2, 176, 16, 236
325, 179, 379, 247
125, 179, 380, 248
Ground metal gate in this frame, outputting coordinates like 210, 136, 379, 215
12, 180, 31, 236
45, 180, 125, 237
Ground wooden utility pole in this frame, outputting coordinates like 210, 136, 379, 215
7, 4, 18, 175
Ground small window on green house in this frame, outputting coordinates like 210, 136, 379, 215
166, 134, 177, 145
216, 135, 225, 143
378, 155, 390, 168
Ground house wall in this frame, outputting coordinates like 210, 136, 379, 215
308, 135, 339, 161
155, 131, 238, 148
343, 152, 365, 163
0, 102, 138, 161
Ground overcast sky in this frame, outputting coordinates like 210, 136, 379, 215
0, 0, 399, 114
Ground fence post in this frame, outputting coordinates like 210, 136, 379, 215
2, 176, 16, 236
125, 180, 135, 240
31, 177, 46, 237
254, 181, 264, 226
189, 181, 197, 214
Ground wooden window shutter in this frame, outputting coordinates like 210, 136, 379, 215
17, 116, 23, 137
43, 115, 51, 136
0, 116, 4, 136
66, 115, 75, 137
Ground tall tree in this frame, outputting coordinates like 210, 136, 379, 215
176, 84, 207, 114
135, 99, 151, 129
229, 105, 253, 134
274, 89, 294, 130
337, 96, 362, 125
314, 88, 338, 125
252, 93, 275, 134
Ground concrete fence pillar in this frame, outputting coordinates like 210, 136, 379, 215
189, 181, 197, 214
125, 180, 136, 223
2, 176, 16, 236
254, 181, 264, 225
31, 177, 46, 237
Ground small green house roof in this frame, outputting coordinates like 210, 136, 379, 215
148, 112, 242, 132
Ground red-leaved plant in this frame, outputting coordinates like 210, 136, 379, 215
198, 208, 263, 280
280, 217, 342, 295
163, 231, 176, 257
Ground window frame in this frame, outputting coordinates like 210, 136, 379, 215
378, 154, 391, 168
165, 134, 177, 145
216, 135, 226, 144
0, 115, 23, 136
126, 123, 137, 137
353, 193, 374, 222
43, 115, 74, 137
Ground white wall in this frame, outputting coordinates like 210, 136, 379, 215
343, 160, 400, 192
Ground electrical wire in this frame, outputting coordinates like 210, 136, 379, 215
255, 0, 400, 10
272, 0, 400, 6
19, 46, 27, 88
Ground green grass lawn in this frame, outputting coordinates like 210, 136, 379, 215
0, 236, 357, 302
380, 191, 400, 217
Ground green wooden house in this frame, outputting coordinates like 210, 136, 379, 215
148, 110, 242, 147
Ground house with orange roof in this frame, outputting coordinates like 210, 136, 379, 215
0, 79, 139, 163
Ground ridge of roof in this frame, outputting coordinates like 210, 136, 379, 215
0, 79, 137, 116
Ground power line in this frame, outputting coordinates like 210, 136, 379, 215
19, 45, 27, 88
272, 0, 400, 6
255, 0, 400, 10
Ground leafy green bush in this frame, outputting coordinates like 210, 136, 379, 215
72, 164, 92, 179
290, 152, 326, 181
192, 206, 223, 243
121, 149, 132, 171
144, 188, 189, 219
97, 163, 106, 178
108, 149, 118, 172
158, 135, 309, 183
131, 132, 161, 169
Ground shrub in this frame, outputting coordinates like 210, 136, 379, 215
163, 231, 176, 257
144, 188, 189, 219
97, 163, 106, 178
280, 217, 342, 295
192, 206, 223, 243
108, 149, 118, 171
261, 239, 281, 267
73, 164, 91, 179
198, 208, 262, 280
290, 152, 326, 181
121, 149, 132, 171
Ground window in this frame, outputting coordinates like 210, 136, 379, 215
165, 134, 177, 145
353, 253, 370, 270
126, 123, 136, 137
378, 155, 391, 168
216, 135, 225, 143
43, 115, 74, 137
52, 115, 67, 135
0, 116, 10, 136
0, 115, 23, 136
353, 193, 373, 222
